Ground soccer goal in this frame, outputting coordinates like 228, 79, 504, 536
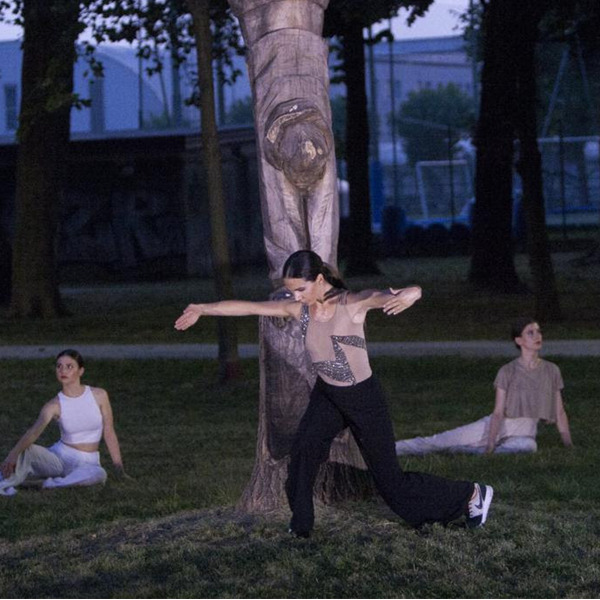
414, 159, 474, 224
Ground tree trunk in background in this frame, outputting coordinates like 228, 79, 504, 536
187, 0, 240, 380
342, 21, 380, 276
229, 0, 374, 513
514, 1, 562, 321
469, 0, 523, 292
10, 0, 81, 318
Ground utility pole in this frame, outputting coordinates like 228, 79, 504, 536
388, 18, 400, 206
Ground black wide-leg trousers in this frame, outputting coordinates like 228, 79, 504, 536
286, 376, 474, 533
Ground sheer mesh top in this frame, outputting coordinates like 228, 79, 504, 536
301, 291, 372, 386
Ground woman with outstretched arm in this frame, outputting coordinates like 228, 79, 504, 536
175, 250, 494, 536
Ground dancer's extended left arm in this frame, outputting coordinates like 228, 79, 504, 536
347, 286, 422, 321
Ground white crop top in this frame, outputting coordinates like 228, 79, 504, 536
58, 386, 103, 444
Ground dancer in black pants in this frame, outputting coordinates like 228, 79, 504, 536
175, 250, 494, 536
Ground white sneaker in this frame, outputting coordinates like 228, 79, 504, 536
466, 483, 493, 528
0, 486, 17, 496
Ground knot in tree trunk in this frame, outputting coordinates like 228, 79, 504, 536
264, 100, 332, 189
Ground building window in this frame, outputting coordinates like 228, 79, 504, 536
4, 84, 18, 131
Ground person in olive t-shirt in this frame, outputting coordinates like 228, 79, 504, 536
395, 317, 573, 456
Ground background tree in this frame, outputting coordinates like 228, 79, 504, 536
469, 0, 562, 320
227, 0, 377, 514
468, 0, 523, 293
324, 0, 434, 275
96, 0, 243, 380
397, 83, 476, 165
5, 0, 83, 317
513, 0, 562, 321
2, 0, 242, 375
183, 0, 241, 379
230, 0, 447, 515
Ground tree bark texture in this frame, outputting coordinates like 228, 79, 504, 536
187, 0, 240, 380
342, 20, 380, 276
230, 0, 373, 513
10, 0, 81, 317
513, 1, 562, 321
469, 0, 522, 292
229, 0, 339, 281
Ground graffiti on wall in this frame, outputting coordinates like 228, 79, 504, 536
58, 187, 185, 269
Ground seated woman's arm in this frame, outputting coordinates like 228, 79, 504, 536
555, 391, 573, 447
95, 388, 126, 474
485, 388, 507, 454
0, 399, 59, 477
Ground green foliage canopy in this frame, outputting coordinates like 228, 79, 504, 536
397, 82, 476, 165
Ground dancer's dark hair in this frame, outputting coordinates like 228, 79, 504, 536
282, 250, 347, 300
56, 348, 85, 368
510, 317, 537, 349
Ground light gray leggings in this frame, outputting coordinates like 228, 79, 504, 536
0, 441, 107, 496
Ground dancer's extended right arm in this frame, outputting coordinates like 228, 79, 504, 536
174, 299, 301, 331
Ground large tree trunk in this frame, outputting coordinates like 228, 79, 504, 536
514, 1, 562, 321
469, 0, 523, 292
187, 0, 240, 380
9, 0, 81, 318
229, 0, 373, 513
342, 21, 380, 276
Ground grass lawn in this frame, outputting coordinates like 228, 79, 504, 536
1, 252, 599, 345
1, 356, 598, 598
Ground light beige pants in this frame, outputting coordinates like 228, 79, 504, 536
395, 415, 538, 456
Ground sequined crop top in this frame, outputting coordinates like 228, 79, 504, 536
301, 292, 372, 386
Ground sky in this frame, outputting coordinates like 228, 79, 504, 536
0, 1, 471, 42
386, 1, 471, 39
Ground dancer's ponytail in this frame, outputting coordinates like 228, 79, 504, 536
321, 262, 347, 299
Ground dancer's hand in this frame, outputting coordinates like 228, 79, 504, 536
383, 287, 421, 315
174, 304, 204, 330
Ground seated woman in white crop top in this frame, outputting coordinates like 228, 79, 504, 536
0, 349, 127, 496
395, 318, 574, 456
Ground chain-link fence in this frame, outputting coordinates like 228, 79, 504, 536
376, 135, 599, 231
